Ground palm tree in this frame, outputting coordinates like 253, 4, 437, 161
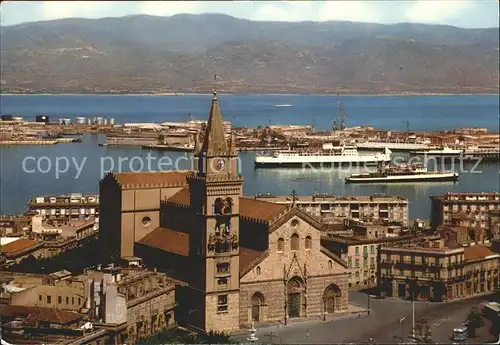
466, 307, 484, 338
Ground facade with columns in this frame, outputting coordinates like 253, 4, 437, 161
100, 91, 348, 333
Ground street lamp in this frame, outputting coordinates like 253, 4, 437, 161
399, 317, 406, 344
247, 320, 258, 343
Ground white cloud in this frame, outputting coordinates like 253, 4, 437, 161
317, 1, 382, 22
138, 1, 204, 17
405, 0, 475, 24
41, 1, 123, 21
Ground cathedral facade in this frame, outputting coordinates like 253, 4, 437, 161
100, 91, 348, 333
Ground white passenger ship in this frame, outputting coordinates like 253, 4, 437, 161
254, 144, 392, 168
354, 135, 434, 151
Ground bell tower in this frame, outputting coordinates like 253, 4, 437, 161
187, 89, 242, 332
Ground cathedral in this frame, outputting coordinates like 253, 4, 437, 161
100, 90, 348, 333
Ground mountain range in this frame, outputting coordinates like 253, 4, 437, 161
1, 14, 498, 94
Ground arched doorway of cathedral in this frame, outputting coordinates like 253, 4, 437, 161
287, 276, 304, 318
251, 292, 265, 322
323, 284, 342, 313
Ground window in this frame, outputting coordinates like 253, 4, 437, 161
66, 297, 69, 304
291, 219, 299, 228
355, 259, 360, 268
72, 297, 75, 304
348, 257, 352, 268
291, 233, 299, 251
277, 238, 284, 252
355, 247, 359, 255
363, 257, 367, 267
217, 295, 228, 312
363, 246, 367, 254
47, 296, 52, 304
217, 263, 230, 274
370, 257, 375, 268
58, 296, 62, 304
305, 236, 312, 250
78, 298, 81, 305
256, 266, 261, 275
370, 245, 375, 254
217, 278, 228, 287
38, 295, 42, 301
328, 260, 333, 269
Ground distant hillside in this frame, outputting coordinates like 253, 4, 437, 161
1, 14, 498, 94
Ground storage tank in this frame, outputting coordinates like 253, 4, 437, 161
12, 116, 24, 122
86, 118, 92, 125
103, 119, 108, 125
75, 116, 86, 124
61, 118, 71, 125
96, 117, 104, 125
58, 118, 65, 125
36, 115, 49, 123
109, 118, 115, 125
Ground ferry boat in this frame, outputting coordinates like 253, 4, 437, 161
254, 145, 392, 168
410, 146, 463, 157
461, 146, 500, 161
355, 135, 435, 151
345, 163, 458, 183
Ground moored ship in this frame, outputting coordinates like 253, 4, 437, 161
254, 145, 392, 168
354, 135, 435, 151
410, 146, 463, 157
345, 163, 458, 183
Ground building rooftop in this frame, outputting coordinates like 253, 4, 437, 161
136, 227, 190, 256
239, 197, 289, 223
0, 305, 84, 325
0, 238, 40, 254
464, 245, 498, 261
109, 171, 191, 189
431, 192, 500, 201
239, 247, 266, 276
164, 188, 289, 224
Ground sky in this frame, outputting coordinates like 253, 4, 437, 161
1, 1, 499, 28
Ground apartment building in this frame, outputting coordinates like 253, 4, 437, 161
27, 193, 99, 218
379, 238, 500, 301
254, 193, 409, 226
323, 232, 416, 290
0, 264, 178, 345
489, 211, 500, 241
430, 192, 500, 230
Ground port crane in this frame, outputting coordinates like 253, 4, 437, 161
402, 120, 410, 132
337, 101, 347, 131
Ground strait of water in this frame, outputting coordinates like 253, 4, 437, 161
0, 94, 499, 218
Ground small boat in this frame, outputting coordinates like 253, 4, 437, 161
274, 104, 293, 107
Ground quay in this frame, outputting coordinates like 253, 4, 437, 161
0, 140, 58, 145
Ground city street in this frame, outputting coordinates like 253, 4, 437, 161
234, 292, 497, 344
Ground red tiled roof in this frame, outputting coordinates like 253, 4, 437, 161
113, 171, 190, 188
167, 187, 191, 207
166, 191, 288, 223
0, 239, 39, 254
0, 305, 84, 325
239, 247, 266, 276
240, 197, 288, 223
464, 245, 496, 261
137, 227, 190, 256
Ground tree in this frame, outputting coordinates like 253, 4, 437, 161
466, 307, 484, 338
134, 328, 234, 345
411, 319, 433, 343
